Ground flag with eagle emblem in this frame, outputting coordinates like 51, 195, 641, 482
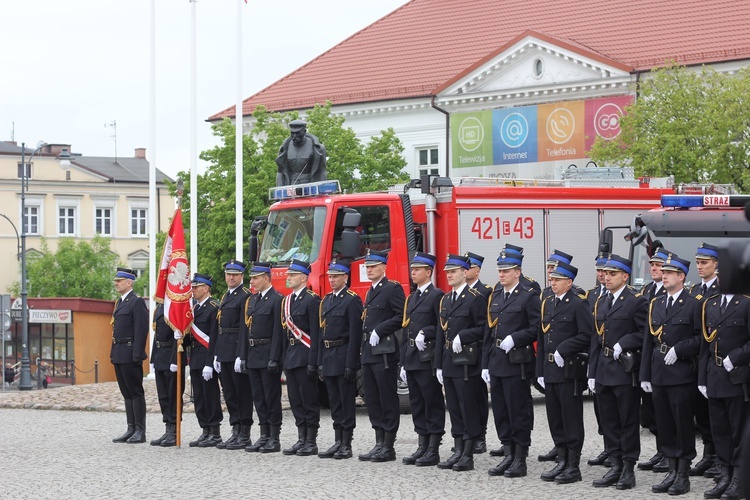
155, 207, 193, 334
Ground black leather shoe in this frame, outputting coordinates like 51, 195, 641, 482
652, 455, 670, 473
615, 459, 636, 490
638, 451, 664, 470
541, 448, 567, 482
652, 457, 677, 493
666, 460, 690, 495
504, 445, 528, 478
488, 444, 514, 476
593, 456, 622, 487
473, 439, 487, 454
588, 450, 609, 466
452, 440, 474, 472
403, 435, 428, 465
489, 447, 504, 457
358, 429, 384, 461
538, 446, 558, 462
189, 428, 209, 447
318, 429, 342, 459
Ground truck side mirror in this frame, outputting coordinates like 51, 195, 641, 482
625, 215, 648, 246
599, 229, 613, 254
340, 211, 362, 259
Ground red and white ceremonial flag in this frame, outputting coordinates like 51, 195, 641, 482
155, 208, 193, 334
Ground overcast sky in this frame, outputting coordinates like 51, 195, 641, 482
0, 0, 407, 179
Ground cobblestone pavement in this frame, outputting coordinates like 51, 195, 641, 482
0, 382, 718, 499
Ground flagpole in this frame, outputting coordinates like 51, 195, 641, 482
148, 0, 157, 379
235, 0, 243, 261
175, 181, 185, 448
189, 0, 198, 274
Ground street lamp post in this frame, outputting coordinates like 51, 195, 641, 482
17, 142, 71, 390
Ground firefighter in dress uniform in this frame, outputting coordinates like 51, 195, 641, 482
149, 302, 186, 447
280, 260, 322, 457
638, 246, 671, 473
111, 268, 150, 444
483, 250, 541, 478
317, 259, 363, 460
213, 260, 253, 450
237, 262, 285, 453
536, 261, 593, 484
435, 254, 488, 472
698, 290, 750, 499
500, 244, 542, 294
641, 254, 702, 495
359, 250, 406, 463
187, 273, 224, 448
688, 243, 721, 478
464, 251, 492, 455
399, 252, 446, 467
589, 255, 648, 490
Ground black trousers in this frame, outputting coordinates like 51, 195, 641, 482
247, 367, 282, 427
708, 395, 749, 467
285, 366, 320, 429
596, 383, 641, 461
362, 362, 400, 433
114, 362, 144, 400
219, 361, 254, 426
406, 369, 445, 436
325, 375, 356, 431
190, 368, 223, 428
653, 383, 696, 460
154, 367, 185, 424
544, 381, 584, 453
444, 374, 485, 440
641, 390, 658, 435
694, 386, 713, 447
490, 374, 533, 447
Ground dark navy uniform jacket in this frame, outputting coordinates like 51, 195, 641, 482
282, 289, 321, 370
361, 277, 405, 365
318, 286, 363, 377
482, 285, 541, 377
150, 304, 175, 370
238, 287, 284, 370
189, 297, 219, 370
520, 274, 542, 294
435, 287, 487, 378
470, 279, 493, 301
689, 280, 720, 302
641, 289, 701, 386
586, 284, 606, 311
642, 281, 668, 303
400, 284, 444, 371
699, 294, 750, 398
536, 290, 593, 384
590, 286, 648, 386
214, 286, 251, 363
110, 291, 149, 364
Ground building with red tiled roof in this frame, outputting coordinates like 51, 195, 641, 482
209, 0, 750, 180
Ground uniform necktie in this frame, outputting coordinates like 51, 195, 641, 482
649, 284, 656, 300
666, 296, 674, 313
554, 297, 561, 309
415, 289, 422, 300
452, 291, 457, 304
504, 291, 510, 302
721, 296, 728, 313
607, 293, 615, 310
702, 283, 708, 296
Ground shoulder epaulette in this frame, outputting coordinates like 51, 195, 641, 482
306, 289, 318, 298
467, 287, 481, 296
577, 293, 587, 300
526, 276, 536, 282
388, 279, 401, 286
242, 286, 251, 293
484, 284, 492, 290
583, 290, 590, 299
634, 291, 643, 297
347, 289, 358, 297
526, 288, 535, 293
324, 291, 334, 297
209, 299, 220, 307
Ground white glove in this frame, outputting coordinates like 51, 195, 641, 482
150, 363, 155, 373
499, 336, 515, 353
436, 368, 444, 385
233, 357, 242, 373
169, 364, 178, 373
553, 350, 564, 368
641, 381, 653, 393
369, 331, 380, 347
213, 356, 221, 373
415, 332, 426, 351
481, 369, 490, 384
537, 376, 545, 389
664, 347, 678, 365
452, 335, 462, 353
698, 385, 708, 399
173, 330, 182, 340
399, 367, 407, 383
588, 378, 596, 393
202, 366, 213, 381
723, 356, 734, 372
613, 343, 623, 360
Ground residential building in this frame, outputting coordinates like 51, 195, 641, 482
209, 0, 750, 181
0, 141, 173, 295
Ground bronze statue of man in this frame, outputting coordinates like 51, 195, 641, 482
275, 119, 327, 186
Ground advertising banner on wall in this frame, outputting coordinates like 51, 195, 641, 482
451, 110, 493, 168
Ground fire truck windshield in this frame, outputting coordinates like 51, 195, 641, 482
258, 206, 327, 264
630, 235, 713, 290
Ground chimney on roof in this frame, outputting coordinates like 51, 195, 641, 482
134, 148, 146, 159
43, 144, 71, 156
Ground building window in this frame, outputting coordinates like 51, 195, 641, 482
23, 205, 40, 234
17, 162, 32, 179
95, 207, 113, 236
131, 208, 147, 236
58, 207, 76, 235
418, 147, 440, 177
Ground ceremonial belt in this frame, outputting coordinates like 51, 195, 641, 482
219, 327, 239, 335
284, 296, 311, 348
112, 337, 133, 345
155, 340, 173, 348
323, 338, 348, 348
655, 340, 672, 354
547, 353, 556, 363
603, 347, 614, 357
248, 338, 272, 347
191, 322, 210, 349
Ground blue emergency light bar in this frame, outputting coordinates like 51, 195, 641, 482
269, 180, 341, 201
661, 194, 750, 208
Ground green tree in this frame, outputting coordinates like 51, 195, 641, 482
12, 236, 120, 299
589, 65, 750, 191
171, 101, 407, 294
